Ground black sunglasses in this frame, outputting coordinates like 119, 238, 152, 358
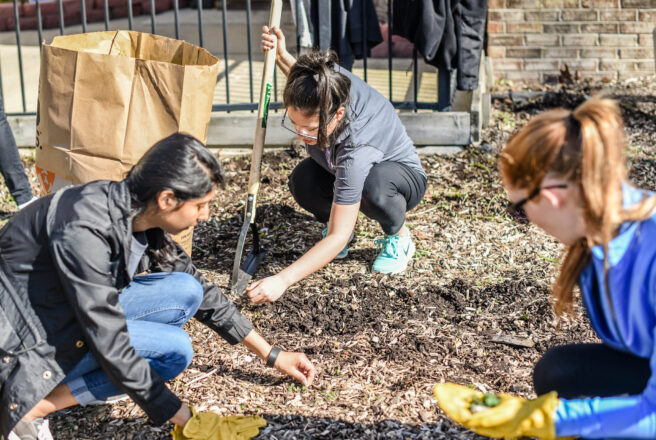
506, 184, 568, 223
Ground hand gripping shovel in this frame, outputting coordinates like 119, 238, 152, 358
230, 0, 282, 295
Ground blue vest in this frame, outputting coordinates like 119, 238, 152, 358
556, 186, 656, 439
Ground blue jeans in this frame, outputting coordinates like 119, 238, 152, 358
0, 92, 33, 206
62, 272, 203, 405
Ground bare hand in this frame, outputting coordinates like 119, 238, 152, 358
261, 25, 286, 56
170, 403, 192, 427
247, 275, 288, 304
274, 352, 316, 387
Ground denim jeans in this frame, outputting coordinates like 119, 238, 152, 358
62, 272, 203, 405
0, 93, 33, 206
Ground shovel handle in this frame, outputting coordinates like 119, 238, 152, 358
246, 0, 282, 221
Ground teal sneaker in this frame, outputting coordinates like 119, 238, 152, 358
372, 233, 415, 274
322, 226, 353, 259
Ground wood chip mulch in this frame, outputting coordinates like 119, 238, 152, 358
2, 75, 653, 439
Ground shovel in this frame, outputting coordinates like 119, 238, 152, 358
230, 0, 283, 295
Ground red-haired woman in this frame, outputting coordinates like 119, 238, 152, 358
435, 97, 656, 439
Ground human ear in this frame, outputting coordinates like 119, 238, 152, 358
540, 187, 562, 209
156, 190, 177, 211
335, 106, 346, 121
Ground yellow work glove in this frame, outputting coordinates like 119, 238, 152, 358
171, 406, 267, 440
433, 383, 561, 440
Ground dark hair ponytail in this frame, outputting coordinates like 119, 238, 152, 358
283, 50, 351, 148
126, 132, 224, 264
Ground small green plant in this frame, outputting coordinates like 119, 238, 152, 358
471, 162, 491, 173
495, 78, 514, 87
322, 391, 337, 401
288, 383, 307, 392
469, 393, 501, 413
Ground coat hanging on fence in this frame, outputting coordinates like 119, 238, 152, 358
309, 0, 383, 70
290, 0, 314, 53
393, 0, 487, 91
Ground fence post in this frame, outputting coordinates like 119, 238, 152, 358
318, 0, 331, 51
653, 27, 655, 74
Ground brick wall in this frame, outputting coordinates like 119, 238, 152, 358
487, 0, 656, 83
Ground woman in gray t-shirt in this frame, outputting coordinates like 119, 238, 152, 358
247, 26, 427, 305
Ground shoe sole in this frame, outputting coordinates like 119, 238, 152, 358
372, 241, 415, 274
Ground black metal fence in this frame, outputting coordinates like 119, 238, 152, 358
2, 0, 451, 116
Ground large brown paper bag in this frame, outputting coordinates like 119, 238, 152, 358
35, 30, 220, 255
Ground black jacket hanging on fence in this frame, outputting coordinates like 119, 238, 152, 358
309, 0, 383, 70
393, 0, 487, 91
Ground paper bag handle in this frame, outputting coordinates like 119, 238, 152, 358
109, 30, 120, 55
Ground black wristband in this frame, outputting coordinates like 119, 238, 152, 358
266, 346, 281, 368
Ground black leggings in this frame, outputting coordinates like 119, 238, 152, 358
533, 343, 651, 398
288, 158, 427, 235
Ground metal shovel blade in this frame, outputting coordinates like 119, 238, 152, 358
231, 221, 267, 295
232, 247, 267, 295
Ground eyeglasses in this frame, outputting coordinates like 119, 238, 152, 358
506, 184, 568, 223
280, 109, 336, 142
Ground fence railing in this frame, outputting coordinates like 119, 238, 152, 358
0, 0, 454, 117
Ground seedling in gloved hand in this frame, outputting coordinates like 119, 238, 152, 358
469, 392, 501, 414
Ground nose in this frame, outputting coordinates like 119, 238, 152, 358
198, 205, 210, 222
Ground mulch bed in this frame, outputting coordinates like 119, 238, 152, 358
3, 74, 654, 439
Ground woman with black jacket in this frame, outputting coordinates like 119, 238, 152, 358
1, 133, 315, 440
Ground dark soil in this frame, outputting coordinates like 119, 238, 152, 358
3, 75, 652, 439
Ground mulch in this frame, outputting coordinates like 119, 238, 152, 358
3, 74, 654, 439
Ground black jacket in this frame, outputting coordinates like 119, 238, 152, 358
309, 0, 383, 70
0, 180, 253, 437
393, 0, 487, 91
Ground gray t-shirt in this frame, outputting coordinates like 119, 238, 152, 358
306, 66, 426, 205
127, 231, 148, 278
